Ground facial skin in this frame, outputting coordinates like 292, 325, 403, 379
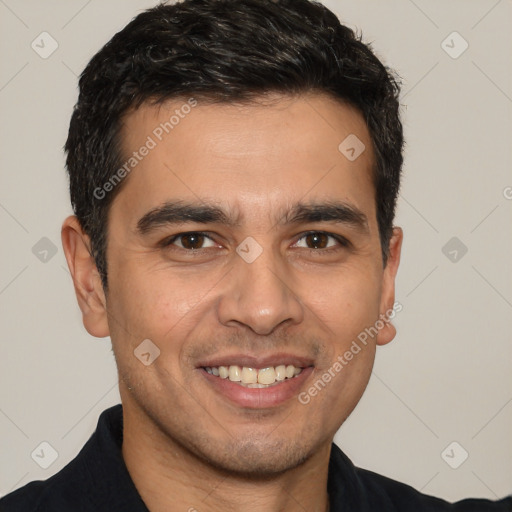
62, 92, 402, 512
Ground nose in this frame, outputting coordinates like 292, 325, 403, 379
216, 246, 304, 336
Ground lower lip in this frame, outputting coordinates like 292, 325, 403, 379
200, 367, 314, 409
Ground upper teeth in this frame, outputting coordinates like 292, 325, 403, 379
204, 365, 302, 387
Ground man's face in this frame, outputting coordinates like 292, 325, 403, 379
100, 93, 400, 474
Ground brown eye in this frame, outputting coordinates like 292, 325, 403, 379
179, 233, 205, 249
304, 232, 329, 249
166, 232, 216, 250
293, 231, 348, 251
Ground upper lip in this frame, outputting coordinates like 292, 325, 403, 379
196, 353, 314, 369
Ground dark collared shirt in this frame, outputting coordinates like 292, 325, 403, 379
1, 405, 510, 511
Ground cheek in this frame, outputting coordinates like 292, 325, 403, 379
300, 264, 382, 344
107, 261, 221, 348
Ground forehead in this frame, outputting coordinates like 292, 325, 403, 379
113, 93, 376, 225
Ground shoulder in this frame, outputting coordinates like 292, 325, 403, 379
0, 405, 149, 512
0, 405, 123, 512
356, 466, 512, 511
0, 462, 94, 512
329, 443, 512, 511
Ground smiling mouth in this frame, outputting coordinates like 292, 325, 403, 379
202, 364, 304, 388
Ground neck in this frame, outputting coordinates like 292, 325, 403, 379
121, 400, 331, 512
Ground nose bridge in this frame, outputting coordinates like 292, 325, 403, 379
217, 239, 304, 335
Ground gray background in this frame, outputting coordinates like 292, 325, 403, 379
1, 0, 511, 502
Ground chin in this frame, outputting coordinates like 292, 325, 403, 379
196, 437, 315, 478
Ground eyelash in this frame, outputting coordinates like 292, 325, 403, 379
161, 231, 350, 254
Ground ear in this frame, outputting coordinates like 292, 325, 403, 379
376, 227, 403, 346
61, 216, 110, 338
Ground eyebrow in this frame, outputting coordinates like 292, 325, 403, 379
136, 201, 237, 234
136, 200, 369, 235
282, 201, 369, 233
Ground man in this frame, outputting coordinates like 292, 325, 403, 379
1, 0, 510, 510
